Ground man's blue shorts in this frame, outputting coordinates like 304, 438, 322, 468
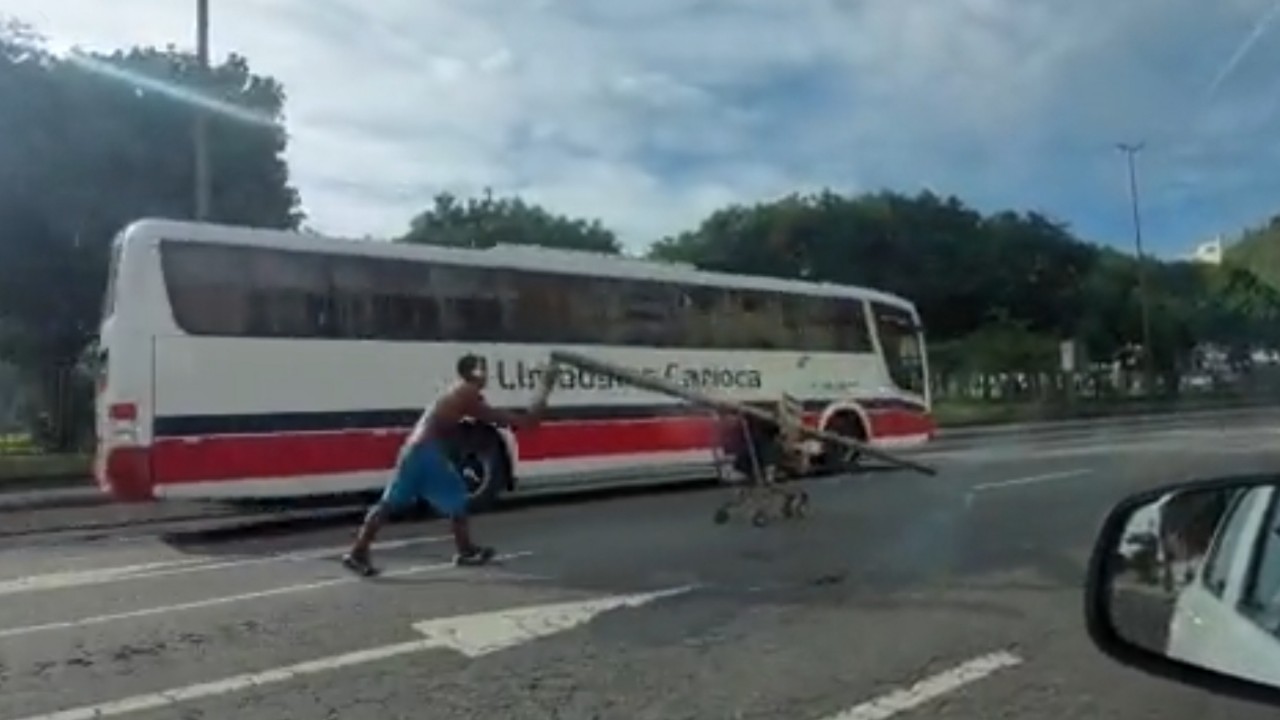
380, 440, 469, 517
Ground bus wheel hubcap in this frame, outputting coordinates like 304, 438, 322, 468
461, 456, 489, 497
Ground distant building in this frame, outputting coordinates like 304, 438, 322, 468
1186, 235, 1224, 265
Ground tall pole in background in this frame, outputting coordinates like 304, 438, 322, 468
194, 0, 211, 220
1117, 141, 1156, 394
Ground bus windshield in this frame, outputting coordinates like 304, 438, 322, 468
873, 302, 926, 396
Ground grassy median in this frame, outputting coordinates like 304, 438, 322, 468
0, 432, 91, 487
933, 393, 1268, 427
0, 453, 91, 482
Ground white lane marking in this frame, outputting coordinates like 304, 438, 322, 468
0, 551, 533, 640
12, 640, 433, 720
412, 585, 695, 657
0, 559, 210, 595
971, 468, 1092, 492
822, 650, 1023, 720
9, 586, 691, 720
0, 535, 449, 597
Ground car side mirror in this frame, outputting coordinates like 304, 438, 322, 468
1085, 475, 1280, 707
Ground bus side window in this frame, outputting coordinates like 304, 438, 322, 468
710, 290, 745, 348
798, 297, 839, 353
248, 248, 332, 337
159, 240, 253, 335
678, 286, 720, 348
833, 299, 873, 352
103, 239, 123, 320
616, 280, 679, 346
777, 295, 807, 350
375, 259, 440, 341
437, 265, 505, 342
329, 257, 440, 341
721, 289, 788, 348
747, 291, 790, 350
569, 277, 618, 345
329, 256, 377, 339
506, 271, 574, 344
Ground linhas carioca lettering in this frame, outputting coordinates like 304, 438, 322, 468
491, 359, 762, 392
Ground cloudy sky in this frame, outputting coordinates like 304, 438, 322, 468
7, 0, 1280, 256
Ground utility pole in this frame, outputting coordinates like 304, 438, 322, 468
194, 0, 211, 220
1117, 141, 1156, 394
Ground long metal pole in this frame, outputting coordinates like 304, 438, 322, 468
1118, 142, 1155, 393
194, 0, 211, 220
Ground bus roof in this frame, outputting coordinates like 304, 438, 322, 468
120, 218, 919, 314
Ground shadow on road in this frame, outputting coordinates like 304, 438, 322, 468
158, 478, 725, 547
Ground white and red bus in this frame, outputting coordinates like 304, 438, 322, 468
94, 219, 934, 505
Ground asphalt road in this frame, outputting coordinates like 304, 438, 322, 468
4, 414, 1280, 719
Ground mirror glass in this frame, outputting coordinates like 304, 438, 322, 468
1104, 482, 1280, 690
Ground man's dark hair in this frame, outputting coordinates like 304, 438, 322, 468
457, 354, 485, 380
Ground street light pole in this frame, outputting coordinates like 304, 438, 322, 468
1117, 141, 1156, 394
194, 0, 211, 220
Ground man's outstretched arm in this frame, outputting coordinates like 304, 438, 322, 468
461, 387, 540, 429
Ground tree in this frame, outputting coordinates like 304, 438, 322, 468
401, 191, 621, 253
0, 20, 302, 448
647, 187, 1280, 399
1226, 214, 1280, 290
648, 190, 1100, 341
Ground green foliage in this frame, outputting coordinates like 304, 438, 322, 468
650, 191, 1095, 340
1227, 215, 1280, 290
401, 190, 620, 253
0, 20, 301, 448
0, 22, 300, 351
945, 322, 1059, 375
646, 189, 1280, 382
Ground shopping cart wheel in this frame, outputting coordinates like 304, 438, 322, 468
792, 492, 810, 518
782, 495, 797, 518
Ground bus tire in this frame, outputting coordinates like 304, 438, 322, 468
449, 422, 512, 513
819, 411, 867, 475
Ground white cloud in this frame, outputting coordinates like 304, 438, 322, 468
6, 0, 1280, 253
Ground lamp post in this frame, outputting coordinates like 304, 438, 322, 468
194, 0, 211, 220
1117, 141, 1156, 394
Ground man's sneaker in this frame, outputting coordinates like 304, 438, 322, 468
341, 553, 380, 577
454, 546, 496, 567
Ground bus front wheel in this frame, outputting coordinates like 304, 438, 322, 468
819, 412, 867, 475
450, 424, 512, 513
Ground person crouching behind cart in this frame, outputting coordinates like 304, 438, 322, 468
342, 354, 545, 577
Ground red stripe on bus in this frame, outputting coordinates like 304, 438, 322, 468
145, 410, 932, 486
151, 416, 730, 485
868, 409, 936, 438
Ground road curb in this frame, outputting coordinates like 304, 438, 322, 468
0, 486, 110, 512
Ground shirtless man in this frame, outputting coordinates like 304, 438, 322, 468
342, 354, 545, 576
